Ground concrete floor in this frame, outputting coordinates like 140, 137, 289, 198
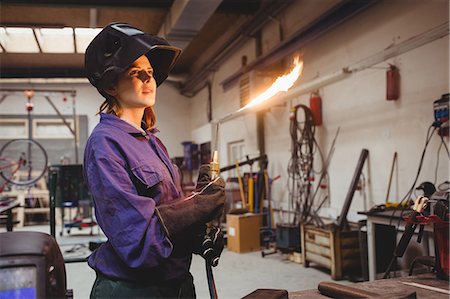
1, 224, 344, 299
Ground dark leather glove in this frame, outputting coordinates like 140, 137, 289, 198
156, 165, 225, 238
193, 225, 224, 267
169, 223, 205, 257
195, 164, 217, 190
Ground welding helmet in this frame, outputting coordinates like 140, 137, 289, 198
85, 23, 181, 90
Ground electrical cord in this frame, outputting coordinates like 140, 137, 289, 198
388, 125, 436, 226
434, 134, 450, 185
287, 104, 325, 225
383, 125, 439, 278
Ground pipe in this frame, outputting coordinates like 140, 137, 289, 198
221, 0, 378, 91
180, 1, 292, 97
215, 68, 351, 124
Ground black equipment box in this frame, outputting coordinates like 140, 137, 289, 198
276, 224, 301, 252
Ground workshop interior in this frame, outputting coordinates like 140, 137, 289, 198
0, 0, 449, 298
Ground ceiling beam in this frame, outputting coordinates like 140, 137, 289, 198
1, 0, 174, 8
179, 0, 293, 97
158, 0, 223, 50
221, 0, 379, 91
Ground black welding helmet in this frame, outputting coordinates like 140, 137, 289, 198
85, 23, 181, 90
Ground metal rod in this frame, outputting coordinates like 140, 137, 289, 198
215, 22, 449, 126
385, 152, 398, 203
27, 99, 33, 182
49, 169, 57, 238
311, 127, 340, 215
44, 96, 76, 136
0, 88, 76, 94
215, 68, 351, 124
337, 149, 369, 230
219, 155, 267, 173
71, 94, 79, 163
400, 282, 450, 295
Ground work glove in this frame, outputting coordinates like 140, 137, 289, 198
156, 165, 225, 238
193, 225, 224, 267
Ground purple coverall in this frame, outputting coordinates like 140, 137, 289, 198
83, 113, 191, 282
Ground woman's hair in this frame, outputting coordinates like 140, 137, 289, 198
98, 93, 157, 131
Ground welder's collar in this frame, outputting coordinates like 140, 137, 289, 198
99, 113, 159, 137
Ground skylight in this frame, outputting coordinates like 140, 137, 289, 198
74, 28, 102, 54
35, 27, 75, 53
0, 26, 102, 54
0, 27, 40, 53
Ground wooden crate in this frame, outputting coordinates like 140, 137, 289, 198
301, 224, 361, 280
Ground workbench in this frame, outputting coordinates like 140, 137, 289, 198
290, 273, 448, 298
359, 209, 434, 281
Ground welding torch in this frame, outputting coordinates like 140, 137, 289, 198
204, 149, 220, 299
382, 196, 429, 279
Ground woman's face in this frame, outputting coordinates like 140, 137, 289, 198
113, 55, 156, 109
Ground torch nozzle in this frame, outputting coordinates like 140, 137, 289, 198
210, 150, 220, 180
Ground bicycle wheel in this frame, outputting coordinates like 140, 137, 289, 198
0, 138, 48, 186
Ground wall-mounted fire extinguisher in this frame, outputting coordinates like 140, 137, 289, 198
309, 91, 322, 126
387, 64, 400, 101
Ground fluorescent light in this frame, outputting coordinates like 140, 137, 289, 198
0, 27, 40, 53
75, 28, 102, 53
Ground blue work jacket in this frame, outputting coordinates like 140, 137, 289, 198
83, 113, 190, 282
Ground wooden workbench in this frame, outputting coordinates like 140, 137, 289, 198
289, 273, 448, 298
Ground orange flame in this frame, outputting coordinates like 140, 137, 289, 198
239, 56, 303, 111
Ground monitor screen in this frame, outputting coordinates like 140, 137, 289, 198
0, 266, 37, 299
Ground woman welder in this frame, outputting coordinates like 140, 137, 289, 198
83, 23, 225, 298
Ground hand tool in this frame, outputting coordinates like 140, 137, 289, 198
206, 149, 220, 299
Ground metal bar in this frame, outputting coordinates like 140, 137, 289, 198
219, 154, 267, 173
32, 28, 43, 53
216, 21, 449, 125
337, 149, 369, 230
216, 68, 351, 124
73, 28, 77, 54
0, 40, 6, 53
0, 88, 76, 94
71, 94, 79, 163
49, 169, 57, 238
311, 127, 341, 215
400, 282, 450, 295
349, 21, 449, 72
385, 152, 397, 203
44, 96, 76, 136
0, 94, 7, 105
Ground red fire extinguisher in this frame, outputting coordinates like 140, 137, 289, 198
386, 64, 400, 101
309, 91, 322, 126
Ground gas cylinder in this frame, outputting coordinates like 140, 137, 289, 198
387, 64, 400, 100
309, 91, 322, 126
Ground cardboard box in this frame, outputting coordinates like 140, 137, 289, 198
226, 213, 262, 253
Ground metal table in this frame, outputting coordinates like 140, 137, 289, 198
358, 209, 434, 281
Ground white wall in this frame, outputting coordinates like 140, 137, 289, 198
0, 1, 448, 225
0, 81, 190, 158
190, 0, 450, 223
